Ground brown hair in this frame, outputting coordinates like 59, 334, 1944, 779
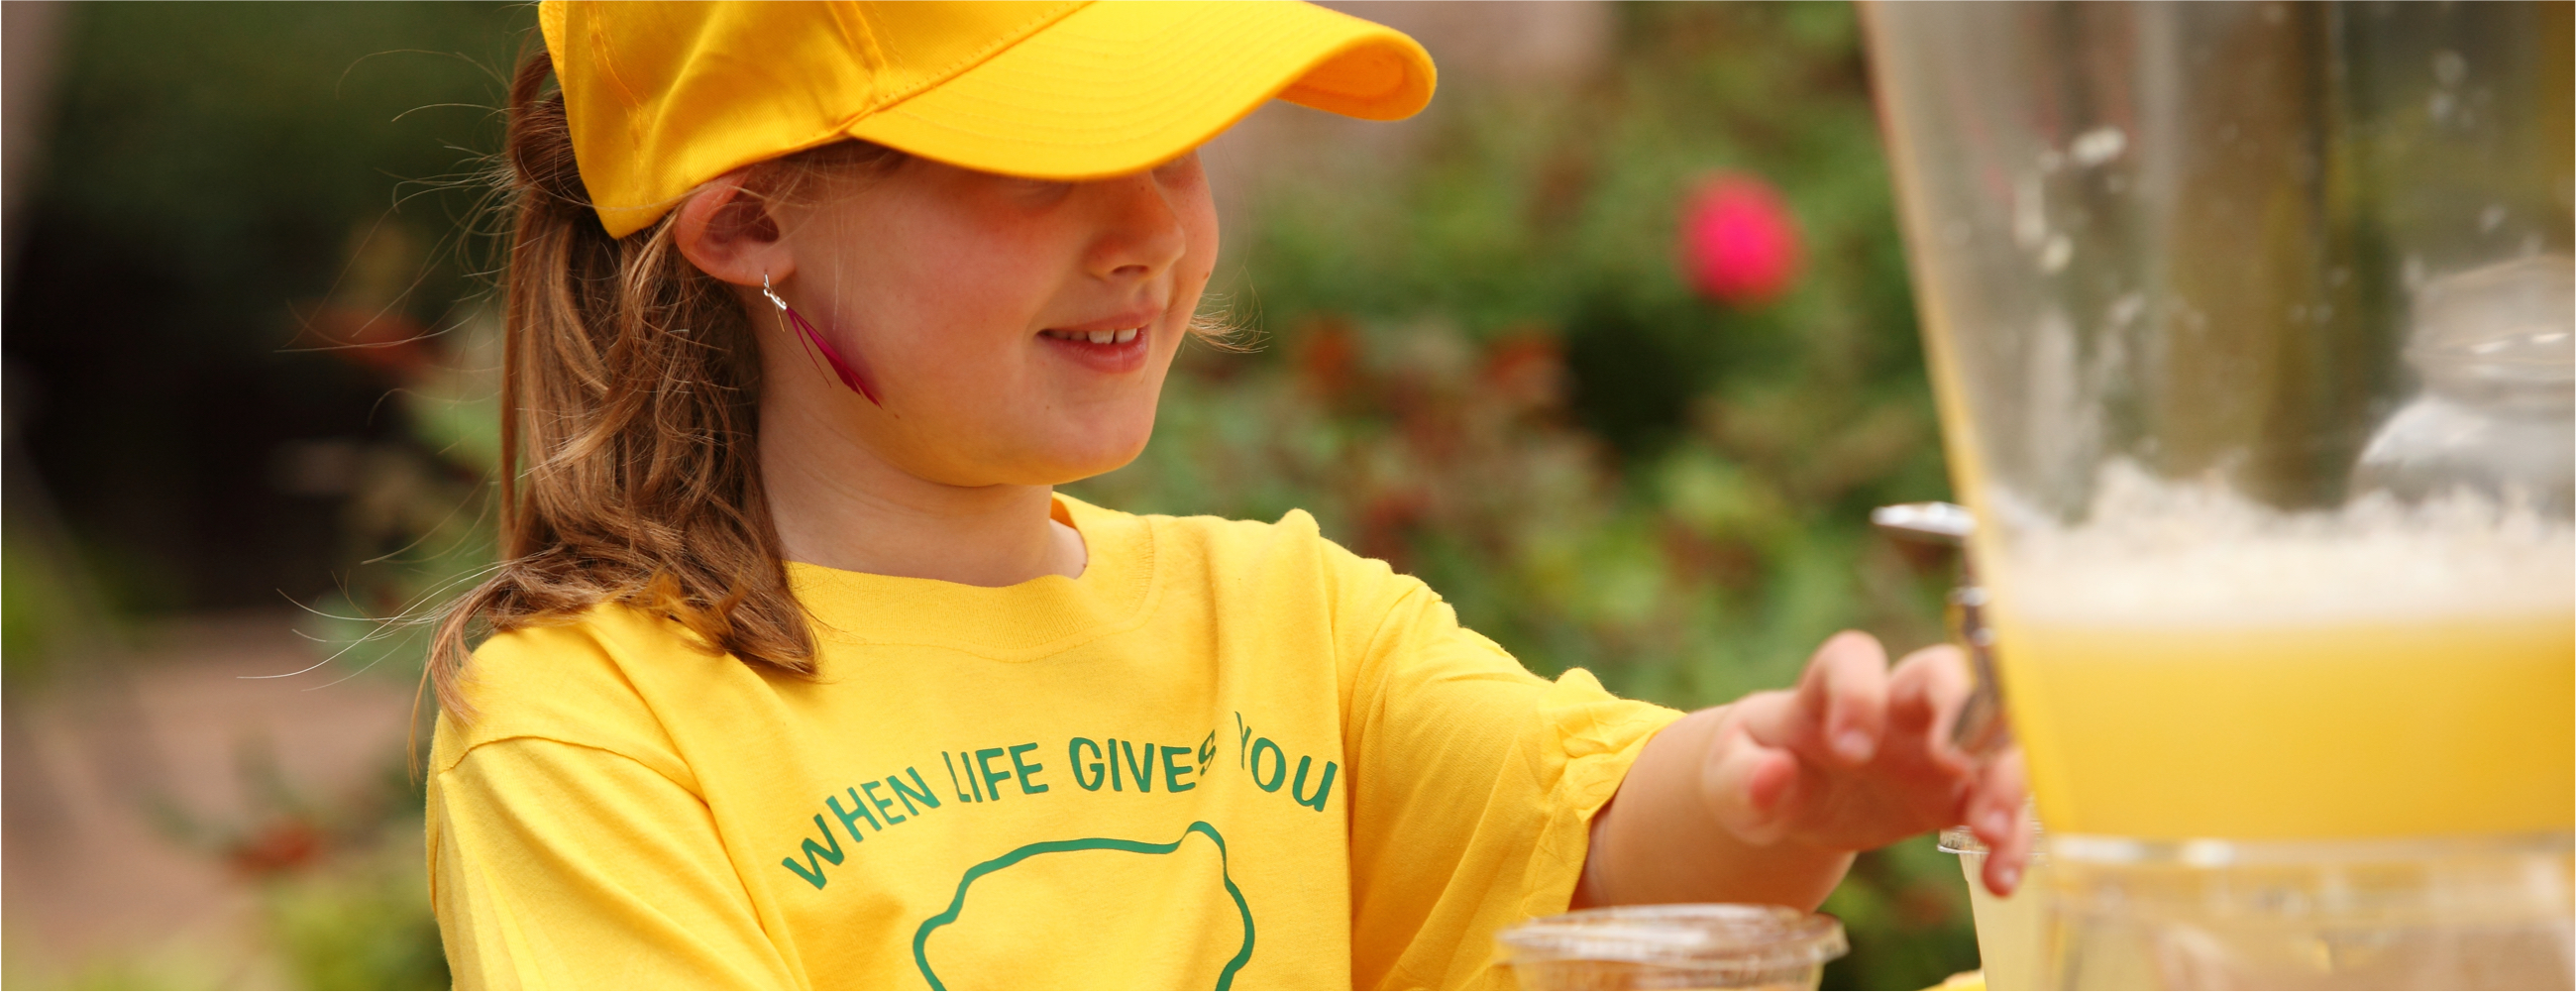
424, 50, 899, 719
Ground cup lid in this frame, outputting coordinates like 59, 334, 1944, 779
1494, 904, 1848, 971
1938, 815, 2048, 861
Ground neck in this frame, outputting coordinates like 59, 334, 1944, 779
757, 396, 1083, 588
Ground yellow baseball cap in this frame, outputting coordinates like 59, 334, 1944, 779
538, 1, 1438, 239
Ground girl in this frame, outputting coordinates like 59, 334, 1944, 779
428, 2, 2032, 989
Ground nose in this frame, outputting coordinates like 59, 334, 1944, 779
1082, 169, 1190, 285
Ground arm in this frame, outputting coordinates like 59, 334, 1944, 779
1575, 631, 2034, 909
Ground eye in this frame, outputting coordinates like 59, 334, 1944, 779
1003, 175, 1076, 202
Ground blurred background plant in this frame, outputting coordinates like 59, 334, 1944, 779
3, 2, 1973, 989
4, 2, 510, 987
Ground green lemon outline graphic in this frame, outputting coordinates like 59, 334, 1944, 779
911, 821, 1254, 991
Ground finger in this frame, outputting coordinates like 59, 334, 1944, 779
1970, 749, 2032, 896
1700, 721, 1804, 846
1985, 811, 2037, 898
1791, 630, 1889, 766
1967, 746, 2029, 843
1886, 644, 1972, 762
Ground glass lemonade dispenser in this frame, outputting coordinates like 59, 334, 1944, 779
1863, 2, 2573, 987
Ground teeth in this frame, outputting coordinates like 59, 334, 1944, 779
1041, 326, 1144, 344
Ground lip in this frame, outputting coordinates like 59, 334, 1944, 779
1043, 306, 1164, 334
1036, 306, 1160, 374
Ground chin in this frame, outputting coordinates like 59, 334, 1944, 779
1031, 423, 1155, 485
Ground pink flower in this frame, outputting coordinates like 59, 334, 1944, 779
1679, 173, 1804, 307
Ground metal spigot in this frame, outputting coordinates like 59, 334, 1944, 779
1871, 501, 2011, 757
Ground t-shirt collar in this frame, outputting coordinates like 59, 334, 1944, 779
784, 493, 1157, 662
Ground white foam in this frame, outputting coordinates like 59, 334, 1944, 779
1991, 462, 2575, 626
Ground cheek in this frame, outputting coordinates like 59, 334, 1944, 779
829, 231, 1054, 389
1179, 184, 1222, 288
814, 233, 1099, 477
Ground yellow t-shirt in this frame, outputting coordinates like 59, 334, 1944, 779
428, 496, 1682, 990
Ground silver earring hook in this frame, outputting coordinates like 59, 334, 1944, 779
761, 273, 789, 312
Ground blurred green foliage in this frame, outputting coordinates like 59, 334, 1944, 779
262, 847, 450, 992
40, 1, 522, 326
0, 493, 98, 690
6, 1, 527, 620
9, 4, 520, 988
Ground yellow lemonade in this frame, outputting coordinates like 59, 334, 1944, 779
2000, 611, 2575, 839
1976, 465, 2576, 839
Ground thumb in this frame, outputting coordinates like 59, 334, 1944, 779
1700, 721, 1806, 846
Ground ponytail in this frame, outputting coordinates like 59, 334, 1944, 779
426, 50, 894, 718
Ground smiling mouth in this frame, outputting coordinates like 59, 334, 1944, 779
1038, 327, 1143, 345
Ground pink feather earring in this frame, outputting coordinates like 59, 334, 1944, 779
763, 274, 883, 406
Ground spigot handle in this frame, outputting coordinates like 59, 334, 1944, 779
1871, 502, 2012, 757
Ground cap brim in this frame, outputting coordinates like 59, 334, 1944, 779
845, 0, 1435, 180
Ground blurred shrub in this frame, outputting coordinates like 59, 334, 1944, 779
262, 844, 450, 992
9, 1, 527, 615
8, 5, 522, 987
36, 1, 522, 323
240, 746, 451, 991
125, 721, 451, 991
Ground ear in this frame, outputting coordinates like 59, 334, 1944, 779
673, 169, 792, 287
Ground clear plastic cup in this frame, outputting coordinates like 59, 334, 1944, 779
1493, 904, 1848, 991
2048, 831, 2575, 990
1939, 825, 2052, 991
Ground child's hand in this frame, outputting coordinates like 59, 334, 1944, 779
1579, 630, 2032, 909
1701, 631, 2033, 895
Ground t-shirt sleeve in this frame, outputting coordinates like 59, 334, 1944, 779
430, 735, 797, 991
1331, 549, 1686, 990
